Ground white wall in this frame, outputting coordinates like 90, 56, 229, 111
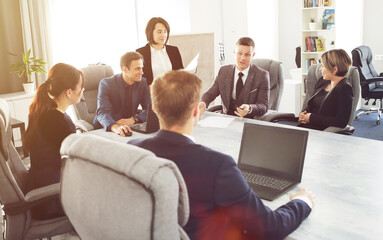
278, 0, 301, 79
364, 0, 383, 72
248, 0, 279, 61
189, 0, 248, 71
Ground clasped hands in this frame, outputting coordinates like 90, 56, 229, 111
111, 117, 135, 136
298, 110, 311, 124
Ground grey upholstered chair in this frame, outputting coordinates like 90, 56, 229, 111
72, 64, 114, 132
270, 64, 360, 134
0, 99, 73, 240
252, 58, 284, 121
207, 58, 284, 121
60, 134, 190, 240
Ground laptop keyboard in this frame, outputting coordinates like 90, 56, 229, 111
241, 171, 291, 190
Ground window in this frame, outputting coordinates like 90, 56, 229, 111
51, 0, 137, 72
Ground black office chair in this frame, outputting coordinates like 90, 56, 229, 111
351, 46, 383, 125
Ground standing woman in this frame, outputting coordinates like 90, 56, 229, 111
23, 63, 84, 219
298, 49, 353, 130
136, 17, 183, 86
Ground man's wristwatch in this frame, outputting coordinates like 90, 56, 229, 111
133, 117, 140, 124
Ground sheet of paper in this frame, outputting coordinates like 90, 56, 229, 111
198, 116, 234, 128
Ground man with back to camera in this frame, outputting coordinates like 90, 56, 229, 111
128, 70, 314, 240
202, 37, 270, 119
93, 51, 151, 136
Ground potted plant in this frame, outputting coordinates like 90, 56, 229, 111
309, 17, 316, 30
328, 40, 335, 50
8, 49, 47, 94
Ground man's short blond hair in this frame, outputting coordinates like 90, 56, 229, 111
151, 70, 202, 127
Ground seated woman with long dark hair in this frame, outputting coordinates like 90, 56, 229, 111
23, 63, 84, 219
298, 49, 353, 130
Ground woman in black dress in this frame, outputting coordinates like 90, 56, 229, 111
23, 63, 84, 219
298, 49, 353, 130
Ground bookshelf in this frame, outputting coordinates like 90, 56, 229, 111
301, 0, 336, 100
300, 0, 363, 102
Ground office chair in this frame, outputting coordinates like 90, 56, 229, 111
269, 64, 360, 134
351, 45, 383, 125
60, 134, 190, 240
0, 99, 73, 240
207, 58, 284, 121
72, 64, 114, 132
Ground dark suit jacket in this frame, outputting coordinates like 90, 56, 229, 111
202, 64, 270, 117
128, 130, 311, 240
136, 43, 184, 85
304, 77, 353, 130
93, 74, 151, 130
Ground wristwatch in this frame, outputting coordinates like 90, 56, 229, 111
133, 117, 140, 124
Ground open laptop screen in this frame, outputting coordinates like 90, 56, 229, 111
238, 123, 308, 181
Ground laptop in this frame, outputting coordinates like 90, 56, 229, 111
237, 123, 308, 201
184, 53, 200, 73
130, 104, 159, 134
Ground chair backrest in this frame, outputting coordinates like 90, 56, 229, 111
302, 64, 360, 126
351, 46, 380, 98
0, 98, 28, 202
73, 64, 114, 125
252, 58, 284, 110
0, 98, 30, 239
351, 45, 379, 81
60, 134, 190, 240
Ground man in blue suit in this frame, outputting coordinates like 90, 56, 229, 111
129, 70, 314, 240
93, 52, 151, 136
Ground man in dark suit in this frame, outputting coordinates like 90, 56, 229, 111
202, 37, 270, 118
129, 70, 314, 240
93, 52, 151, 136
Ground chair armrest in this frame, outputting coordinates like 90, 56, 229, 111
24, 183, 60, 203
263, 112, 297, 122
207, 105, 223, 113
3, 183, 61, 215
75, 119, 94, 132
365, 77, 383, 84
324, 125, 355, 135
253, 110, 279, 122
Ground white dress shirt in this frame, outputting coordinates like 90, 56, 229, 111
151, 45, 172, 80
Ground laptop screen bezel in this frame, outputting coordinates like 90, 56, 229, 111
237, 122, 308, 182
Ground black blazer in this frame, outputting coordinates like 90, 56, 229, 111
136, 43, 183, 85
305, 78, 353, 130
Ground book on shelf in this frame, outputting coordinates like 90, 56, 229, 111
322, 9, 335, 30
305, 58, 318, 73
305, 36, 320, 52
304, 0, 325, 8
315, 38, 325, 52
324, 0, 331, 7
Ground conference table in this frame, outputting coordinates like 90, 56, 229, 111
90, 112, 383, 239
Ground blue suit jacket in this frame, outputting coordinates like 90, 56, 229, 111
128, 130, 311, 240
93, 74, 151, 130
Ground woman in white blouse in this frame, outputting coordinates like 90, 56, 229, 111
136, 17, 183, 86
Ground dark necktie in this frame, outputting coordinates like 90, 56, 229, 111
236, 72, 244, 100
